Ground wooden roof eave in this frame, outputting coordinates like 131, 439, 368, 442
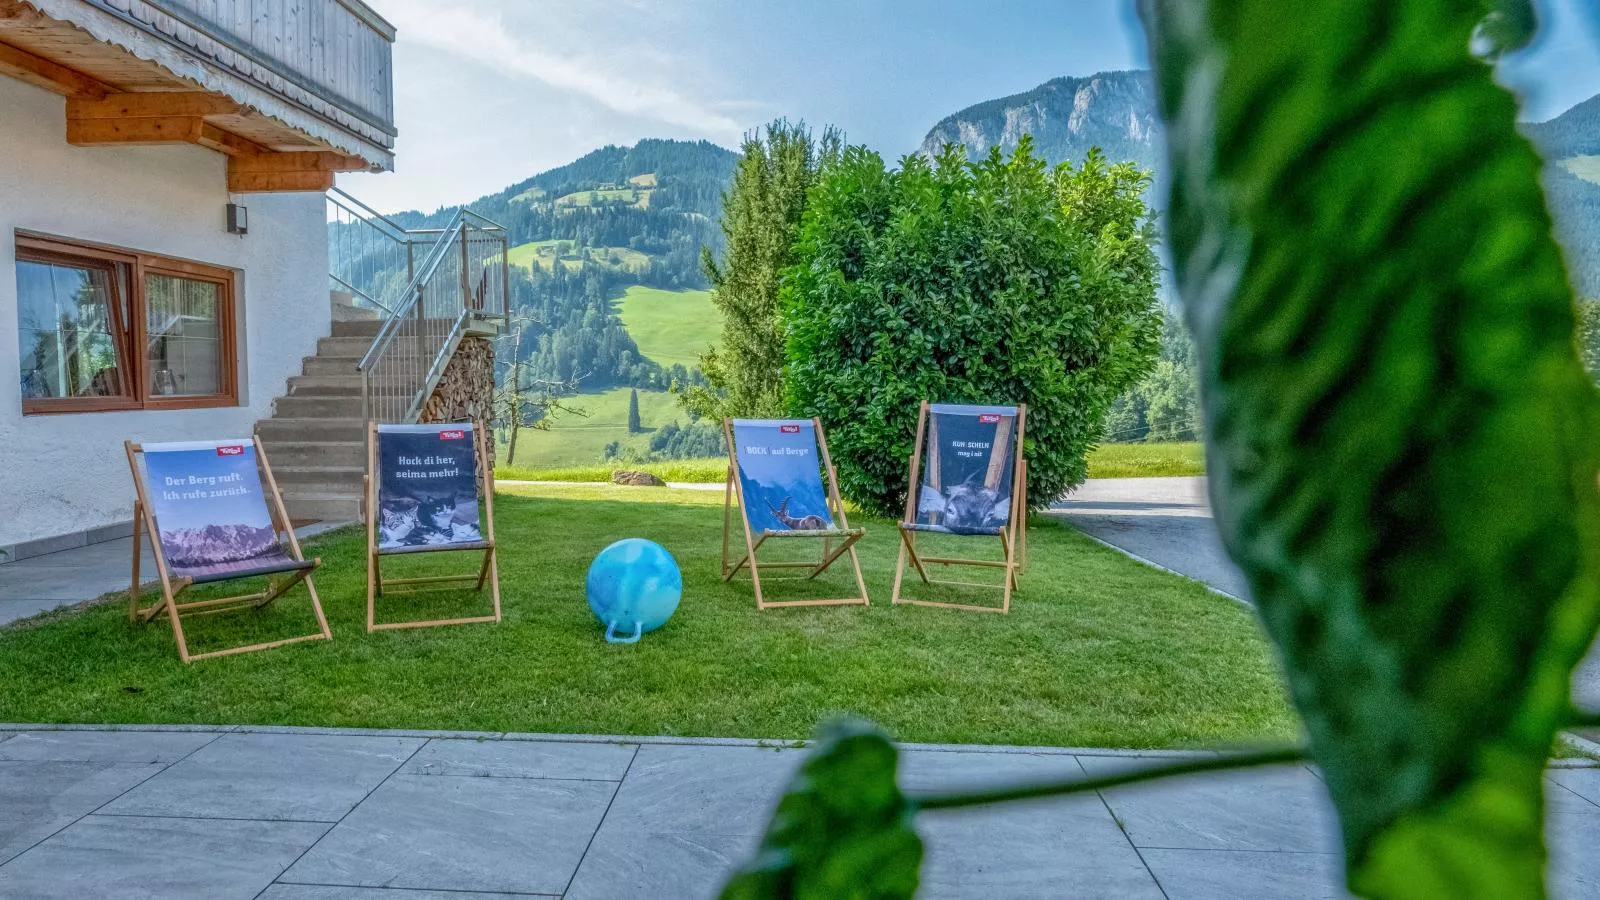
14, 0, 394, 172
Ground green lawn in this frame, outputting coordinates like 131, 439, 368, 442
498, 443, 1207, 484
0, 485, 1297, 748
501, 387, 688, 468
1089, 442, 1206, 478
499, 458, 728, 484
615, 286, 720, 369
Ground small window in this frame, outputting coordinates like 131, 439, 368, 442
15, 235, 237, 414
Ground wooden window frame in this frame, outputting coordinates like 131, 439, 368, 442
16, 233, 239, 415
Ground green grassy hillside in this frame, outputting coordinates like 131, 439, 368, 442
616, 286, 720, 369
506, 239, 564, 269
555, 187, 651, 209
506, 240, 651, 275
500, 387, 691, 467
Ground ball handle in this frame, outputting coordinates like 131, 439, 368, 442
605, 619, 644, 644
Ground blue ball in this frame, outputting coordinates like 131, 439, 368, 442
586, 538, 682, 643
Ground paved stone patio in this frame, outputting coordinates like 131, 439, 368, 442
0, 725, 1595, 899
0, 523, 342, 628
3, 486, 1598, 896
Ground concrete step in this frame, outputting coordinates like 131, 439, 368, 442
257, 417, 368, 443
331, 319, 387, 338
304, 346, 430, 371
317, 329, 457, 358
280, 491, 363, 524
301, 356, 361, 376
330, 304, 384, 324
271, 465, 364, 491
286, 375, 363, 397
272, 396, 363, 419
286, 374, 418, 396
316, 336, 378, 359
258, 441, 366, 469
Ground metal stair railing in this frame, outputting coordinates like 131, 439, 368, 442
326, 187, 439, 317
352, 206, 509, 423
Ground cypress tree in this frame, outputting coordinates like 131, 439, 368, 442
679, 120, 841, 419
627, 388, 643, 433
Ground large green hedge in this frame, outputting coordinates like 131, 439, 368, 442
783, 140, 1162, 515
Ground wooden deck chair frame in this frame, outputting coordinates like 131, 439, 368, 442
721, 417, 870, 609
125, 436, 333, 663
365, 421, 502, 632
892, 401, 1029, 614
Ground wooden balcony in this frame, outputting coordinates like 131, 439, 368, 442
0, 0, 397, 191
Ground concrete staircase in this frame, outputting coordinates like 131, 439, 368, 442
257, 319, 383, 523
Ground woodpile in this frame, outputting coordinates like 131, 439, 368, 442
420, 336, 496, 485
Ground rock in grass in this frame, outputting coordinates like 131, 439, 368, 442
613, 470, 666, 487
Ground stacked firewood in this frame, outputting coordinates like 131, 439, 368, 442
420, 336, 496, 486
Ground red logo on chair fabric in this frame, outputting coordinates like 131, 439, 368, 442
216, 445, 245, 456
440, 429, 466, 440
780, 424, 801, 434
979, 414, 1001, 424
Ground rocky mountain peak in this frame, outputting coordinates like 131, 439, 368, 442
919, 70, 1159, 169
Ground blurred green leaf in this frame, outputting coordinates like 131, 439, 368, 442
718, 720, 922, 900
1139, 0, 1600, 896
1476, 0, 1538, 59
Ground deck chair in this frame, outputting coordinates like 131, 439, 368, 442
365, 421, 502, 632
124, 437, 332, 663
892, 402, 1029, 613
722, 418, 869, 609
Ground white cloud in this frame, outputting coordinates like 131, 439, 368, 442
377, 0, 744, 142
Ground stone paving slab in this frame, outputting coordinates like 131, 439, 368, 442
0, 597, 88, 623
1080, 757, 1341, 853
564, 828, 753, 900
99, 732, 422, 822
0, 523, 343, 628
0, 729, 218, 764
263, 887, 543, 900
0, 814, 328, 900
0, 761, 166, 866
917, 799, 1164, 899
898, 747, 1088, 795
0, 726, 1594, 898
599, 744, 803, 836
401, 737, 636, 780
1548, 807, 1600, 899
1140, 848, 1348, 900
1549, 768, 1600, 807
281, 773, 616, 895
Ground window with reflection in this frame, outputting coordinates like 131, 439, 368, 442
15, 235, 236, 414
145, 272, 224, 398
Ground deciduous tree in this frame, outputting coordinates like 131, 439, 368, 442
784, 139, 1161, 514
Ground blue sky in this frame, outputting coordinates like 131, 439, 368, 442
341, 0, 1599, 214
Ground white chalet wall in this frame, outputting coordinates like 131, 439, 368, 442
0, 75, 330, 550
